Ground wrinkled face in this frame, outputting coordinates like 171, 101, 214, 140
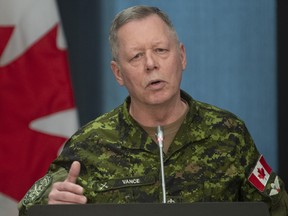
111, 14, 186, 107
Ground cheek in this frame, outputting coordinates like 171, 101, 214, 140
167, 58, 183, 78
122, 70, 142, 87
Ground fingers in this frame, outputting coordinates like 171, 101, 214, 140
48, 161, 87, 204
65, 161, 81, 184
54, 180, 84, 195
48, 182, 87, 204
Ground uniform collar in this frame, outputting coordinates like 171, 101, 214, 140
118, 90, 211, 154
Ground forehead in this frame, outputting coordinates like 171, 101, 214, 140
117, 15, 174, 47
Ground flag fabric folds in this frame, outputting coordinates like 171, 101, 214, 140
0, 0, 79, 214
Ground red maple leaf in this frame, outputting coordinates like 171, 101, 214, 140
0, 25, 75, 201
257, 167, 266, 179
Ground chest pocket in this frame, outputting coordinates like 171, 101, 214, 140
81, 175, 159, 203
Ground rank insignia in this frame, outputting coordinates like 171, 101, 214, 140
269, 176, 281, 196
23, 175, 52, 207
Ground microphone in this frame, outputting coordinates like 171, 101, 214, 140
156, 126, 166, 203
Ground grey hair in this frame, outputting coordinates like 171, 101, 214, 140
109, 5, 178, 61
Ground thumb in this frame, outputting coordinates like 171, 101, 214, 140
65, 161, 81, 183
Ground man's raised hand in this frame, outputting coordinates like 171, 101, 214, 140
48, 161, 87, 204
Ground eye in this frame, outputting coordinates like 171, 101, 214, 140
155, 48, 168, 54
130, 52, 143, 61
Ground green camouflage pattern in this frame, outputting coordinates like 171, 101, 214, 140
18, 90, 288, 216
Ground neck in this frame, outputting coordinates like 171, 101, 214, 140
129, 96, 187, 127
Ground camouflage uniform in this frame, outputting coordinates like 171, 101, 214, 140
18, 90, 288, 216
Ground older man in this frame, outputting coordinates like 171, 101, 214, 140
19, 5, 288, 216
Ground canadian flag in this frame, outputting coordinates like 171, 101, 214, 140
248, 155, 272, 192
0, 0, 79, 215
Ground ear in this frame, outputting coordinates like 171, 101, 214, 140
111, 61, 124, 86
179, 43, 187, 71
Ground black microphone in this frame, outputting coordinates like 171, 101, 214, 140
156, 126, 166, 203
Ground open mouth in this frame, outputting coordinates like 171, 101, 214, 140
150, 80, 161, 85
146, 80, 165, 90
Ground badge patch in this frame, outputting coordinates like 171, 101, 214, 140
248, 155, 272, 192
23, 175, 52, 207
269, 176, 281, 196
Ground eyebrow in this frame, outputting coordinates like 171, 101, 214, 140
129, 40, 169, 50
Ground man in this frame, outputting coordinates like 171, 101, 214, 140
18, 5, 288, 216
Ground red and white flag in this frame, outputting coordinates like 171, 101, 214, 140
248, 155, 272, 192
0, 0, 79, 215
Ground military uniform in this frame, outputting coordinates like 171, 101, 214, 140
18, 90, 288, 216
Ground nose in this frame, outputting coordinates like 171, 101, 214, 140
145, 51, 158, 72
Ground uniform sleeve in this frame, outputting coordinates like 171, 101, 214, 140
269, 179, 288, 216
242, 171, 288, 216
17, 166, 68, 216
238, 124, 288, 216
17, 129, 87, 215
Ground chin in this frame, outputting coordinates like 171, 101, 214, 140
147, 95, 171, 106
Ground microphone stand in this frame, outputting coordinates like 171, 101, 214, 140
156, 126, 167, 203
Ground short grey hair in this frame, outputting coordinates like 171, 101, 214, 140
109, 5, 178, 61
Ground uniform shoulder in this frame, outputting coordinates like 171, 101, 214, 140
72, 105, 123, 139
191, 99, 246, 131
194, 99, 241, 119
181, 90, 246, 130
